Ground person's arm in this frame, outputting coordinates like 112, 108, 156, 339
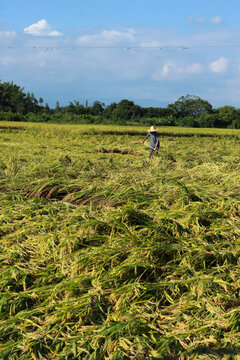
142, 132, 150, 144
154, 139, 159, 150
142, 135, 148, 144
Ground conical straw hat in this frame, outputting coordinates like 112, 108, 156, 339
148, 126, 158, 132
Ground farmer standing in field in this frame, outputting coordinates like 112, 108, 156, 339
142, 126, 159, 159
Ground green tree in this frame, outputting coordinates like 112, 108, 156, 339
90, 101, 105, 116
25, 92, 38, 113
55, 101, 61, 113
233, 109, 240, 128
214, 105, 238, 128
67, 100, 86, 115
113, 99, 143, 122
196, 113, 217, 128
103, 102, 117, 118
45, 103, 51, 113
144, 107, 171, 118
168, 94, 213, 119
0, 81, 27, 113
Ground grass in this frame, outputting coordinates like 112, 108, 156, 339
0, 122, 240, 359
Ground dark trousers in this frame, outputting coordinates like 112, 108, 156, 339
149, 148, 159, 159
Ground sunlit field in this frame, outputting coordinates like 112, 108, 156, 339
0, 122, 240, 359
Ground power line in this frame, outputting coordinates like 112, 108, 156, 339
1, 45, 240, 50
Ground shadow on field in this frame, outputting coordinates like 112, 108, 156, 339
82, 129, 240, 138
192, 345, 240, 358
164, 345, 240, 360
0, 126, 27, 131
28, 186, 69, 201
93, 148, 143, 156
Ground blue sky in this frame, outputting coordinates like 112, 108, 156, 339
1, 0, 240, 108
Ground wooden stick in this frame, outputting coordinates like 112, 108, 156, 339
142, 142, 160, 153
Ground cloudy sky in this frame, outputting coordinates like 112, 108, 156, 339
1, 0, 240, 108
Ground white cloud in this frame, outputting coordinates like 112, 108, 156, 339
77, 28, 135, 46
188, 14, 195, 22
152, 63, 173, 80
184, 63, 203, 74
188, 15, 205, 23
2, 22, 240, 107
0, 30, 17, 38
189, 14, 223, 25
209, 57, 228, 73
210, 16, 222, 24
47, 30, 62, 37
152, 62, 203, 80
162, 63, 172, 76
0, 55, 18, 66
24, 19, 63, 37
196, 17, 206, 23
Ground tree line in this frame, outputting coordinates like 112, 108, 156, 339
1, 81, 240, 128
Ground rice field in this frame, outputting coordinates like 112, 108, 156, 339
0, 121, 240, 359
